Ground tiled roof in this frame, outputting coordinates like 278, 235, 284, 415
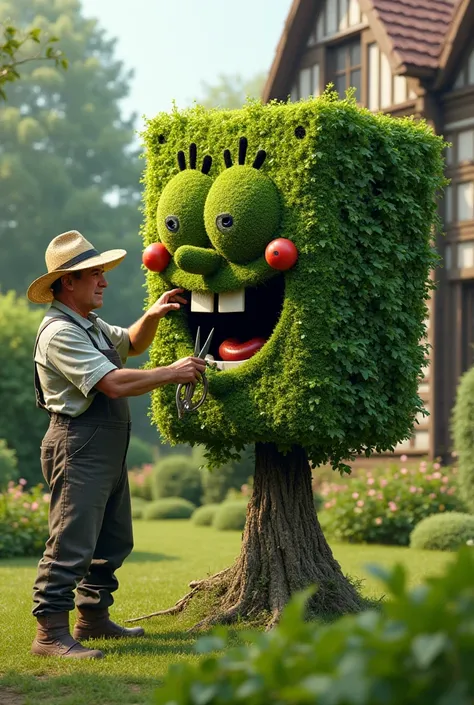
370, 0, 459, 69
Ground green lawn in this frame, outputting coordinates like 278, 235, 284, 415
0, 520, 453, 705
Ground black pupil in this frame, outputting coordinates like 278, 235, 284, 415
166, 217, 178, 232
222, 216, 233, 228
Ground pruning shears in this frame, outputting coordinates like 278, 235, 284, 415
176, 326, 214, 420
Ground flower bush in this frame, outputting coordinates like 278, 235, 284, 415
128, 463, 153, 501
319, 457, 463, 545
0, 480, 49, 558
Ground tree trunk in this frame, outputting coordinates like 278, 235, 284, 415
128, 442, 364, 629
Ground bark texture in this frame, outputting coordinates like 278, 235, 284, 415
128, 442, 364, 629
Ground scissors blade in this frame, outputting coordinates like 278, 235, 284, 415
194, 326, 201, 357
199, 328, 214, 359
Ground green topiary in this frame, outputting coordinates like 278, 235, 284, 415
452, 366, 474, 512
410, 512, 474, 551
191, 503, 219, 526
142, 497, 195, 520
213, 501, 248, 531
139, 94, 446, 627
152, 455, 202, 505
131, 496, 148, 520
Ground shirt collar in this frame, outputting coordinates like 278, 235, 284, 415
50, 300, 95, 330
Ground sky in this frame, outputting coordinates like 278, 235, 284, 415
80, 0, 292, 129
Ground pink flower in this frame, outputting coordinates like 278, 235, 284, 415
432, 472, 442, 480
43, 494, 50, 503
429, 493, 436, 499
23, 502, 29, 509
7, 480, 14, 488
409, 486, 417, 493
375, 517, 383, 525
400, 454, 408, 462
352, 492, 359, 499
19, 478, 27, 486
30, 502, 39, 511
433, 462, 441, 470
442, 476, 449, 484
447, 487, 456, 495
440, 486, 446, 494
380, 479, 388, 487
357, 500, 364, 507
324, 501, 333, 509
367, 478, 375, 485
368, 489, 376, 497
388, 501, 398, 512
400, 468, 408, 475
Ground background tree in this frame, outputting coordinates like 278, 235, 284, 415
193, 72, 266, 109
0, 0, 159, 450
1, 21, 66, 99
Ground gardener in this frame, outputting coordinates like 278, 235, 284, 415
27, 230, 205, 659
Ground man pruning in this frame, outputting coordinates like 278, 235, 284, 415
27, 230, 205, 659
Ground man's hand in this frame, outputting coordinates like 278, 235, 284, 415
148, 288, 187, 320
167, 356, 207, 384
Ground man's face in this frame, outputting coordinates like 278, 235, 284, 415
66, 267, 107, 311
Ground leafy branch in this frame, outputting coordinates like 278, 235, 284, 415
0, 23, 67, 99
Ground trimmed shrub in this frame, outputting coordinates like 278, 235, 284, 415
131, 496, 149, 520
128, 464, 153, 501
152, 455, 202, 505
0, 439, 18, 489
410, 511, 474, 551
321, 458, 462, 545
0, 481, 49, 558
201, 447, 254, 505
213, 501, 248, 531
127, 435, 157, 470
452, 365, 474, 512
191, 504, 219, 526
155, 548, 474, 705
142, 497, 195, 520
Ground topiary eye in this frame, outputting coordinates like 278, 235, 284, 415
216, 213, 234, 232
165, 215, 180, 233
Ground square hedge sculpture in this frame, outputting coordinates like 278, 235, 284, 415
141, 94, 445, 471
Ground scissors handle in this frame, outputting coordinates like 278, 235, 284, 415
176, 373, 208, 419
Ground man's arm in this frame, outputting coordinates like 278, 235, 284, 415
95, 355, 206, 398
128, 288, 187, 356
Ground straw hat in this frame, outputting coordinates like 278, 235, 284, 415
27, 230, 127, 304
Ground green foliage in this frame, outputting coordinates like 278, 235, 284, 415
155, 548, 474, 705
143, 95, 446, 472
0, 480, 49, 558
191, 503, 219, 526
127, 435, 157, 470
410, 511, 474, 551
152, 455, 202, 505
0, 21, 66, 99
213, 501, 248, 531
201, 447, 254, 504
320, 459, 462, 545
143, 497, 195, 520
128, 464, 154, 501
452, 365, 474, 512
0, 292, 47, 483
131, 496, 149, 520
0, 439, 18, 488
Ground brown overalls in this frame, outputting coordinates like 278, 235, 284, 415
32, 314, 133, 617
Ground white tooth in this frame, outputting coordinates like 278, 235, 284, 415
191, 291, 214, 313
218, 289, 245, 313
206, 358, 247, 370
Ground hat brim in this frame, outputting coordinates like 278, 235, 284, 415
27, 249, 127, 304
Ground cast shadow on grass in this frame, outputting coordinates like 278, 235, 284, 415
99, 629, 198, 657
127, 550, 179, 563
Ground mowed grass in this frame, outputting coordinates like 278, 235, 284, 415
0, 519, 453, 705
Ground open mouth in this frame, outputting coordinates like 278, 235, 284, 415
183, 275, 285, 370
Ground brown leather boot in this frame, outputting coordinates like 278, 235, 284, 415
73, 608, 145, 640
31, 613, 104, 659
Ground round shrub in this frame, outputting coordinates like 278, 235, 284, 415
143, 497, 195, 520
0, 439, 18, 489
192, 504, 219, 526
452, 365, 474, 512
131, 496, 149, 519
320, 458, 462, 545
213, 501, 248, 531
410, 512, 474, 551
152, 455, 202, 505
201, 447, 254, 505
127, 435, 157, 470
0, 481, 49, 558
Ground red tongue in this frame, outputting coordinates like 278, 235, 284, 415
219, 337, 266, 362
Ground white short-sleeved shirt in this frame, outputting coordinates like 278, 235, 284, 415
35, 300, 130, 417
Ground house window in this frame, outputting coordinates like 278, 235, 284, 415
290, 64, 320, 101
453, 47, 474, 89
331, 40, 361, 100
312, 0, 364, 42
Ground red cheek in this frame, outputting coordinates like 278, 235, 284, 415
265, 238, 298, 271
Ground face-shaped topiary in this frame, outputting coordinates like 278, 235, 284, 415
142, 95, 445, 470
